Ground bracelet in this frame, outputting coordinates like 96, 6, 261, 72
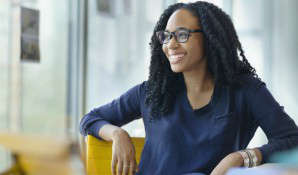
238, 149, 258, 168
237, 150, 250, 167
247, 149, 258, 167
243, 150, 253, 167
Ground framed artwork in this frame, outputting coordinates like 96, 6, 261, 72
96, 0, 114, 17
21, 7, 40, 62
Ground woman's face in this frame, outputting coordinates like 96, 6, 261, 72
162, 9, 205, 73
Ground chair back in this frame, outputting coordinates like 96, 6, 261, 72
86, 135, 145, 175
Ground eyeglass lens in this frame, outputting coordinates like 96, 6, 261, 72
159, 29, 189, 44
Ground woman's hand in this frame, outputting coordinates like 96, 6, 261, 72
111, 129, 139, 175
210, 152, 244, 175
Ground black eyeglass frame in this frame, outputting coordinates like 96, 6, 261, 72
156, 28, 203, 44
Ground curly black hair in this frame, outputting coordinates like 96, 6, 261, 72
145, 1, 258, 118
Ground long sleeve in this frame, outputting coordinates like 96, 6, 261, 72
247, 80, 298, 163
79, 82, 145, 139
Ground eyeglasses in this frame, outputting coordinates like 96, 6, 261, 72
156, 27, 203, 44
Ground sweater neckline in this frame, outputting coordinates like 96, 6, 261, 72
182, 82, 220, 115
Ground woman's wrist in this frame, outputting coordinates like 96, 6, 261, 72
112, 128, 129, 141
228, 152, 245, 167
236, 148, 262, 167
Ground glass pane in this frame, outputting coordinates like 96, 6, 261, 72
86, 0, 169, 137
20, 0, 68, 135
0, 0, 9, 131
239, 35, 264, 78
145, 0, 163, 23
0, 1, 10, 171
233, 0, 262, 31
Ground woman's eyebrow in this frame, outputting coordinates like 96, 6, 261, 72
164, 27, 186, 32
176, 27, 187, 30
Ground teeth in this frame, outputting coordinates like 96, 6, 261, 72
169, 54, 185, 59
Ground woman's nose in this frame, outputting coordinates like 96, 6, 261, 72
167, 35, 179, 49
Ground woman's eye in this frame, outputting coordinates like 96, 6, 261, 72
178, 32, 188, 40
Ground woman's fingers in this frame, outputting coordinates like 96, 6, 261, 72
117, 160, 124, 175
112, 157, 137, 175
134, 159, 139, 174
111, 156, 117, 175
123, 160, 131, 175
110, 131, 137, 175
129, 160, 136, 175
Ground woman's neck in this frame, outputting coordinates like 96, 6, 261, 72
183, 66, 214, 95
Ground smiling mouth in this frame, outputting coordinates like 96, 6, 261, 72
169, 53, 185, 64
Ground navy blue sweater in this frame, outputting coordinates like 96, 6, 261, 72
80, 75, 298, 175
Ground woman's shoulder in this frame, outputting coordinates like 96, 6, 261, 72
235, 74, 266, 93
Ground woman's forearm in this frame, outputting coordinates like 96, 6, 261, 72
99, 124, 127, 141
210, 149, 263, 175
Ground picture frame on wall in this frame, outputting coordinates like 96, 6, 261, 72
20, 6, 40, 63
96, 0, 114, 17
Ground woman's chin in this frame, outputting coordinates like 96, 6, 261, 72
170, 65, 184, 73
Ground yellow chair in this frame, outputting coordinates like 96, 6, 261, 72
86, 135, 145, 175
0, 132, 83, 175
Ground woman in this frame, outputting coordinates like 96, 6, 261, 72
80, 1, 298, 175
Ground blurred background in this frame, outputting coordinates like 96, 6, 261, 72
0, 0, 297, 171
